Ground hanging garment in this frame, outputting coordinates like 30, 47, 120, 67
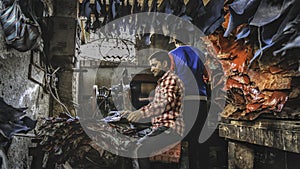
169, 0, 185, 16
250, 0, 300, 63
185, 0, 205, 19
141, 0, 149, 12
0, 0, 41, 52
274, 33, 300, 56
250, 0, 295, 45
149, 0, 157, 12
236, 26, 251, 40
131, 0, 140, 13
250, 0, 294, 27
194, 0, 225, 35
224, 0, 260, 37
79, 0, 92, 17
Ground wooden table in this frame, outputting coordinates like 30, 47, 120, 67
219, 118, 300, 169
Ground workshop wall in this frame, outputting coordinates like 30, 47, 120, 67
0, 28, 50, 168
78, 61, 148, 107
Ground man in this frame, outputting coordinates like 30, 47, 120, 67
122, 51, 185, 169
169, 40, 209, 169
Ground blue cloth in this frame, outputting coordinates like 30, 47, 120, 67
169, 46, 207, 96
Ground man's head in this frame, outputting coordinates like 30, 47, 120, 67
148, 51, 171, 77
171, 37, 185, 48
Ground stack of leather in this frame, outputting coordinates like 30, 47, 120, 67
35, 113, 125, 168
207, 0, 300, 120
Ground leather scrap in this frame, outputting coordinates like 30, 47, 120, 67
207, 1, 297, 120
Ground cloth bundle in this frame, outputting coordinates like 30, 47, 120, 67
0, 0, 40, 52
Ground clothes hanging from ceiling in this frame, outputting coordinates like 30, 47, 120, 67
224, 0, 300, 64
194, 0, 225, 35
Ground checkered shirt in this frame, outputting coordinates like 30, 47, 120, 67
140, 71, 185, 136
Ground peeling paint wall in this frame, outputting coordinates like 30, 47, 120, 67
0, 29, 50, 168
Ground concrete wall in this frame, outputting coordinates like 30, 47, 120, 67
0, 28, 50, 168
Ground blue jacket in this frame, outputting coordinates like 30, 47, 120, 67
169, 46, 207, 96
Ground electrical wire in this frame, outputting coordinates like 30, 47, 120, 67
39, 57, 73, 117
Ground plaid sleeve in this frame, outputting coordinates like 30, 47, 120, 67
140, 76, 178, 118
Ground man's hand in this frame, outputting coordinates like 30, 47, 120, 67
127, 110, 143, 122
120, 110, 131, 117
121, 110, 143, 122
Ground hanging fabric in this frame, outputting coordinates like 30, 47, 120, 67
0, 0, 41, 52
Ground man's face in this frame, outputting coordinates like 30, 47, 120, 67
149, 58, 166, 77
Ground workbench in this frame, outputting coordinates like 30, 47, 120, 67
219, 118, 300, 169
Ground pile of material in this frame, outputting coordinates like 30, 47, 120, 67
35, 113, 120, 168
35, 113, 182, 167
208, 0, 300, 120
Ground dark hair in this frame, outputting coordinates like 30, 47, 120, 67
148, 51, 171, 67
174, 38, 186, 45
172, 31, 189, 45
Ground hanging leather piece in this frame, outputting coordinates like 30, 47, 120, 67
194, 0, 225, 35
185, 0, 205, 19
224, 0, 300, 68
149, 0, 157, 12
224, 0, 260, 37
207, 1, 300, 120
141, 0, 149, 12
131, 0, 140, 13
169, 0, 185, 16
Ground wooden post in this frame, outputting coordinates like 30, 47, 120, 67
228, 141, 254, 169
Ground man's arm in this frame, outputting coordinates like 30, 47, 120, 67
140, 76, 179, 118
123, 77, 180, 122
